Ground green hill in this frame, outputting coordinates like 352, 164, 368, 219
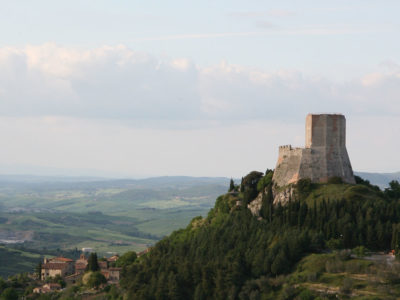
119, 171, 400, 299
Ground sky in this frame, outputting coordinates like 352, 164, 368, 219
0, 0, 399, 178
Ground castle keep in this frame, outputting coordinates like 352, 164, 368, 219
272, 114, 356, 187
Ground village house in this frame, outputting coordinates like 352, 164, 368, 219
107, 255, 119, 264
40, 253, 122, 284
101, 267, 122, 284
41, 257, 74, 280
99, 260, 108, 270
33, 283, 61, 294
108, 268, 122, 283
75, 253, 88, 274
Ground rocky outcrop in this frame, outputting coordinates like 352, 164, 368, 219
272, 185, 296, 206
247, 192, 263, 217
247, 183, 297, 215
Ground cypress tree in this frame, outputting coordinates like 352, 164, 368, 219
229, 178, 235, 192
87, 253, 99, 272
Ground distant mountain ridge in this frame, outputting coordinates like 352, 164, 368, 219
0, 173, 398, 188
355, 171, 400, 188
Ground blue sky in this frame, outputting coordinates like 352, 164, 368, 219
3, 0, 399, 74
0, 1, 399, 177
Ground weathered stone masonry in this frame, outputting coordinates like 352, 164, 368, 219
272, 114, 356, 187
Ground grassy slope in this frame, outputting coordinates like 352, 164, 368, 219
0, 212, 155, 252
0, 246, 43, 278
286, 252, 400, 299
304, 183, 382, 205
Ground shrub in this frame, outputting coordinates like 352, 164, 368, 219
296, 179, 313, 200
352, 246, 367, 257
339, 278, 353, 295
0, 288, 18, 300
87, 271, 107, 289
306, 272, 319, 282
325, 259, 344, 273
297, 289, 315, 300
326, 238, 343, 250
257, 170, 273, 192
280, 284, 296, 300
344, 185, 371, 201
336, 249, 351, 261
345, 261, 367, 274
327, 176, 343, 184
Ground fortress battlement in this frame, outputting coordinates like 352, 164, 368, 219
279, 145, 292, 150
278, 145, 304, 153
272, 114, 355, 187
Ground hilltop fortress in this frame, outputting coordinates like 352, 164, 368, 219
272, 114, 356, 187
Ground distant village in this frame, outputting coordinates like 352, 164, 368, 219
33, 252, 120, 294
32, 248, 150, 294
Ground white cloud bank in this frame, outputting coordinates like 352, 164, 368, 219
0, 44, 399, 122
0, 44, 399, 176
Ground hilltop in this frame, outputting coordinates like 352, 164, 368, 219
117, 170, 400, 299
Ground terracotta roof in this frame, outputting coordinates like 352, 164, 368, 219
107, 255, 119, 262
108, 267, 122, 271
42, 263, 68, 270
51, 257, 73, 262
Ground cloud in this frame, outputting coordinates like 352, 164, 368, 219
0, 44, 201, 121
228, 10, 296, 18
255, 21, 276, 29
0, 44, 399, 175
128, 24, 387, 42
0, 44, 399, 127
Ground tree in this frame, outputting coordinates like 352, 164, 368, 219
229, 178, 235, 192
87, 253, 100, 272
241, 171, 263, 204
257, 170, 273, 192
115, 251, 137, 267
167, 272, 181, 300
240, 177, 244, 193
52, 274, 66, 288
35, 262, 42, 280
271, 250, 287, 275
87, 272, 107, 289
385, 180, 400, 199
0, 288, 18, 300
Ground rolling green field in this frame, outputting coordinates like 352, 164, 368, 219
0, 176, 228, 277
0, 246, 43, 278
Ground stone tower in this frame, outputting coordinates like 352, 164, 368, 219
272, 114, 355, 187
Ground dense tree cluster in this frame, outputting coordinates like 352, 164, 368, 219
86, 253, 100, 272
119, 172, 400, 299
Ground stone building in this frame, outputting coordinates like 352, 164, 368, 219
75, 254, 88, 274
41, 257, 74, 280
273, 114, 355, 187
33, 283, 61, 294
